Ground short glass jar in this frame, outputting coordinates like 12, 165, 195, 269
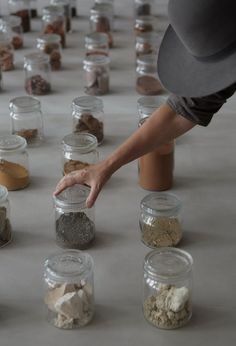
135, 32, 160, 58
0, 15, 23, 50
0, 185, 12, 247
44, 249, 94, 329
8, 0, 31, 33
72, 96, 104, 145
83, 55, 110, 96
53, 185, 96, 249
0, 135, 30, 191
85, 32, 109, 57
42, 5, 66, 48
24, 52, 51, 96
136, 54, 162, 95
90, 3, 113, 48
37, 34, 62, 71
0, 32, 14, 71
139, 192, 182, 248
9, 96, 44, 146
134, 15, 155, 35
30, 0, 38, 18
143, 248, 193, 329
50, 0, 71, 33
62, 133, 99, 175
134, 0, 153, 17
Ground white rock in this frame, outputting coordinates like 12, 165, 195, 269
44, 283, 76, 312
55, 291, 84, 319
169, 286, 189, 312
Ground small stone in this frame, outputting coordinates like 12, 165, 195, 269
55, 291, 84, 319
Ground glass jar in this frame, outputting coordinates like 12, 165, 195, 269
0, 185, 12, 247
0, 135, 30, 191
136, 55, 162, 95
24, 52, 51, 96
83, 55, 110, 96
44, 249, 94, 328
135, 32, 160, 58
90, 3, 113, 48
62, 133, 98, 175
134, 15, 155, 35
37, 34, 62, 71
95, 0, 114, 18
72, 96, 104, 145
50, 0, 71, 33
137, 95, 174, 191
8, 0, 31, 33
0, 32, 14, 71
143, 248, 193, 329
0, 15, 23, 50
70, 0, 77, 17
85, 32, 109, 57
9, 96, 44, 146
134, 0, 153, 17
139, 192, 182, 248
53, 185, 96, 249
30, 0, 38, 18
42, 5, 66, 48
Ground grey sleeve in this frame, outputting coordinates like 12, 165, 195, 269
166, 83, 236, 126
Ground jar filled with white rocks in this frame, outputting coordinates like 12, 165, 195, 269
44, 249, 94, 329
143, 248, 193, 329
53, 184, 95, 249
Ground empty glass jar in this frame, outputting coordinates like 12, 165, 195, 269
53, 185, 96, 249
50, 0, 71, 33
44, 249, 94, 328
90, 3, 113, 48
0, 32, 14, 71
0, 15, 23, 50
85, 32, 109, 57
8, 0, 31, 33
136, 54, 162, 95
42, 5, 66, 48
143, 248, 193, 329
37, 34, 62, 71
0, 185, 12, 247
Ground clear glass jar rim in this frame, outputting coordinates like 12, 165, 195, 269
9, 96, 41, 113
62, 133, 98, 153
53, 184, 90, 209
42, 5, 64, 15
24, 52, 50, 64
72, 96, 103, 112
37, 33, 61, 44
0, 135, 27, 152
83, 55, 110, 66
140, 192, 182, 217
0, 185, 8, 202
85, 32, 108, 45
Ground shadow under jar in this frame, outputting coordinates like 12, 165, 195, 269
53, 185, 96, 249
8, 0, 31, 33
37, 34, 62, 71
44, 249, 94, 329
42, 5, 66, 48
85, 32, 109, 57
143, 248, 193, 329
0, 185, 12, 248
0, 15, 24, 50
90, 3, 113, 48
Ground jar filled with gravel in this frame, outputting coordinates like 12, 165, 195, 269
42, 5, 66, 48
0, 185, 12, 247
53, 184, 96, 249
139, 192, 182, 248
8, 0, 31, 33
36, 34, 62, 71
0, 15, 24, 50
85, 32, 109, 57
143, 248, 193, 329
44, 249, 94, 329
0, 32, 14, 71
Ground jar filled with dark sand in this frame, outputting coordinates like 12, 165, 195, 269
136, 55, 163, 95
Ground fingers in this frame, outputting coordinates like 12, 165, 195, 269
54, 171, 86, 195
86, 183, 101, 208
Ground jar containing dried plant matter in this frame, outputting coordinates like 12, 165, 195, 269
0, 33, 14, 71
8, 0, 31, 33
37, 34, 62, 71
42, 5, 66, 48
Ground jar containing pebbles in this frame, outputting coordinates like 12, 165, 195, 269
85, 32, 109, 57
0, 185, 12, 247
0, 16, 23, 50
134, 0, 153, 17
53, 185, 96, 249
139, 192, 182, 248
134, 15, 155, 35
135, 32, 160, 58
83, 55, 110, 96
136, 54, 162, 95
143, 248, 193, 329
8, 0, 31, 33
90, 3, 113, 48
44, 249, 94, 328
0, 135, 30, 191
72, 96, 104, 145
9, 96, 44, 146
0, 33, 14, 71
42, 5, 66, 48
36, 34, 62, 71
62, 133, 99, 175
50, 0, 71, 33
24, 52, 51, 96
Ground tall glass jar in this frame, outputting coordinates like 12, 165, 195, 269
134, 15, 155, 35
136, 55, 162, 95
30, 0, 38, 18
0, 15, 23, 50
50, 0, 71, 33
0, 135, 30, 190
9, 96, 44, 146
44, 249, 94, 328
90, 3, 113, 48
0, 32, 14, 71
0, 185, 12, 247
135, 32, 160, 58
36, 34, 62, 71
8, 0, 31, 33
137, 95, 174, 191
62, 133, 99, 175
24, 52, 51, 95
85, 32, 109, 57
42, 5, 66, 48
53, 185, 96, 249
72, 96, 104, 145
83, 55, 110, 96
134, 0, 154, 17
143, 248, 193, 329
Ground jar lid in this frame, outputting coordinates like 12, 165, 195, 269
44, 250, 94, 282
0, 185, 8, 202
42, 5, 64, 16
144, 248, 193, 280
136, 54, 156, 66
83, 54, 110, 66
0, 135, 27, 152
85, 32, 108, 45
24, 52, 50, 64
37, 33, 61, 44
62, 133, 98, 153
140, 192, 182, 217
53, 184, 90, 209
9, 96, 40, 113
72, 95, 103, 113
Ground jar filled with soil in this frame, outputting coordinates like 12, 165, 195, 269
9, 95, 44, 146
72, 95, 104, 145
8, 0, 31, 33
0, 32, 14, 71
37, 34, 62, 71
0, 185, 12, 248
90, 3, 113, 48
85, 32, 109, 57
143, 248, 193, 329
50, 0, 71, 33
44, 249, 94, 328
135, 31, 160, 58
134, 15, 155, 35
0, 134, 30, 191
62, 133, 99, 175
53, 185, 96, 249
24, 52, 51, 95
136, 54, 163, 95
134, 0, 153, 17
0, 15, 24, 50
83, 55, 110, 96
30, 0, 38, 18
42, 5, 66, 48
